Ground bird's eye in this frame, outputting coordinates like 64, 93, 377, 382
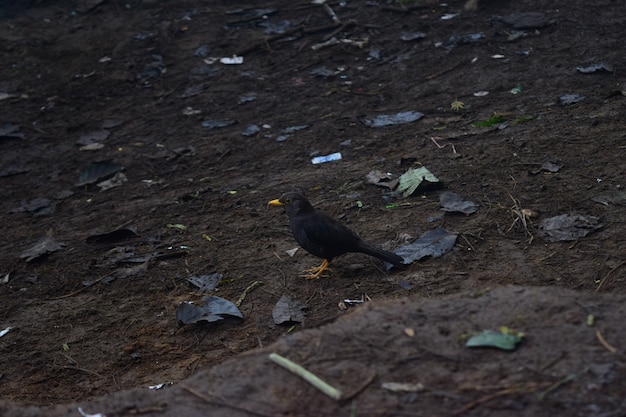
284, 197, 292, 204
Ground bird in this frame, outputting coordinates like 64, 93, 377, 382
268, 192, 404, 279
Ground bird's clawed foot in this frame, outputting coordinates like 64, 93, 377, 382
301, 259, 332, 280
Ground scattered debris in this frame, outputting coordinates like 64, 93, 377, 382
499, 12, 553, 29
20, 236, 66, 262
272, 294, 306, 325
0, 326, 13, 338
442, 33, 485, 50
472, 114, 507, 128
576, 62, 613, 74
220, 56, 244, 65
269, 353, 342, 401
201, 119, 236, 129
450, 100, 464, 111
538, 214, 603, 242
166, 223, 186, 232
507, 193, 537, 242
10, 197, 55, 217
400, 32, 426, 42
77, 407, 105, 417
311, 37, 368, 51
76, 130, 110, 147
148, 382, 173, 390
312, 152, 342, 164
529, 160, 562, 175
77, 161, 124, 186
242, 124, 260, 136
395, 228, 457, 264
85, 227, 139, 244
362, 111, 424, 128
381, 382, 425, 393
396, 166, 440, 198
430, 136, 457, 153
0, 124, 26, 140
96, 172, 127, 191
439, 192, 479, 215
239, 93, 257, 104
559, 94, 585, 105
186, 274, 222, 292
236, 280, 264, 307
176, 296, 243, 325
366, 170, 398, 190
466, 327, 524, 351
592, 190, 626, 206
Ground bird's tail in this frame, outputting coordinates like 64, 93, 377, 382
356, 241, 405, 266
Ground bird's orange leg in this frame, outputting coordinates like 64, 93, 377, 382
301, 259, 332, 280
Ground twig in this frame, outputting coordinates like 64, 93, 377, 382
323, 20, 356, 41
537, 373, 577, 400
48, 272, 115, 300
323, 3, 341, 24
236, 22, 348, 56
180, 384, 273, 417
595, 261, 625, 292
425, 59, 470, 80
269, 352, 343, 400
596, 329, 617, 353
236, 280, 264, 307
453, 384, 546, 415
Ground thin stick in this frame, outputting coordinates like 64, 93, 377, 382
180, 384, 273, 417
453, 384, 543, 415
596, 329, 617, 353
595, 261, 625, 292
236, 280, 264, 307
48, 272, 115, 300
269, 352, 342, 400
323, 3, 341, 24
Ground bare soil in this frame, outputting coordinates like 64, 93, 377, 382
0, 0, 624, 416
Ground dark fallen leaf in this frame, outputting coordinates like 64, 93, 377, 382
362, 111, 424, 128
77, 161, 124, 186
76, 130, 110, 146
499, 12, 553, 29
187, 274, 222, 292
114, 262, 149, 279
10, 198, 55, 217
86, 227, 139, 244
0, 124, 26, 139
201, 119, 235, 129
539, 214, 602, 242
400, 32, 426, 42
0, 165, 30, 177
176, 296, 243, 325
366, 170, 398, 190
576, 62, 613, 74
395, 228, 457, 264
559, 94, 585, 105
530, 160, 563, 175
20, 237, 66, 262
272, 294, 306, 325
439, 192, 479, 215
97, 172, 127, 191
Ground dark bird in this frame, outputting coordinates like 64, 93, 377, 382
268, 192, 404, 279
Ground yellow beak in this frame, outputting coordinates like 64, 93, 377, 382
268, 199, 283, 207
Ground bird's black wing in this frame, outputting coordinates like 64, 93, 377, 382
292, 212, 360, 259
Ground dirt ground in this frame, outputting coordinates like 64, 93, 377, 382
0, 0, 624, 415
